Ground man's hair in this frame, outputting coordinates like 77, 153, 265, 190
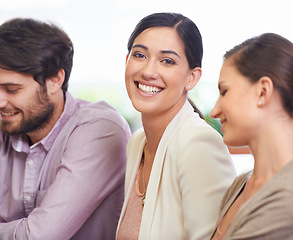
0, 18, 73, 94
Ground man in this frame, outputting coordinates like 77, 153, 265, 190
0, 18, 131, 239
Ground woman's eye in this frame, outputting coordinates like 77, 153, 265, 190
220, 89, 227, 96
133, 52, 146, 59
162, 58, 175, 65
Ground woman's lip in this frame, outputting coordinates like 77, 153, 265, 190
135, 81, 163, 88
220, 125, 224, 133
135, 81, 163, 95
220, 119, 226, 125
220, 119, 227, 133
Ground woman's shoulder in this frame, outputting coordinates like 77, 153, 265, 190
177, 113, 222, 139
275, 160, 293, 191
128, 127, 145, 144
170, 114, 225, 154
220, 171, 251, 209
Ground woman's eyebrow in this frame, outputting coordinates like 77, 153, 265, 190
161, 50, 180, 58
132, 45, 180, 58
218, 81, 226, 90
132, 44, 148, 50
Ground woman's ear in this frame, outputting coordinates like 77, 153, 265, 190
46, 69, 65, 95
256, 76, 274, 107
185, 67, 202, 91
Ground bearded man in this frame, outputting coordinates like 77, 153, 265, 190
0, 18, 131, 240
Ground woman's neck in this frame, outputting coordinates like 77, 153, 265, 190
141, 100, 185, 154
142, 116, 166, 156
249, 116, 293, 182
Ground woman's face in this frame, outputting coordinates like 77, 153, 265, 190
125, 27, 196, 118
210, 60, 260, 146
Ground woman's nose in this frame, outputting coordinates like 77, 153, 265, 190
141, 61, 159, 80
210, 100, 221, 119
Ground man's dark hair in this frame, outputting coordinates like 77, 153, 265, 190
0, 18, 73, 94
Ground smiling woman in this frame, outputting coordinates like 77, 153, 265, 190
116, 12, 236, 240
209, 33, 293, 240
125, 27, 195, 117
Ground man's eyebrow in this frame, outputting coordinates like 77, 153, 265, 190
0, 83, 22, 86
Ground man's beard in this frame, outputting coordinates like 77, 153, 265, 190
0, 87, 55, 135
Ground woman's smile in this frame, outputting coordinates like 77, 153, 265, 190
136, 82, 163, 96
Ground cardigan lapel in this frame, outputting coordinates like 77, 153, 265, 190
139, 101, 194, 239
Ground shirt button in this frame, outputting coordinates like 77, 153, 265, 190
25, 196, 32, 202
28, 160, 34, 166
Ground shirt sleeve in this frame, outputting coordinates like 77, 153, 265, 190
176, 126, 236, 240
0, 118, 130, 240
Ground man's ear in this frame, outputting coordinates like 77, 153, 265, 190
256, 76, 274, 107
46, 69, 65, 95
185, 67, 202, 91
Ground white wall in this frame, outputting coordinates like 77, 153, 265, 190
0, 0, 290, 173
231, 154, 254, 175
0, 0, 291, 116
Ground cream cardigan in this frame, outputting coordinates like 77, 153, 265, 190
117, 101, 236, 240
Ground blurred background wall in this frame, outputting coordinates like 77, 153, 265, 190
0, 0, 291, 173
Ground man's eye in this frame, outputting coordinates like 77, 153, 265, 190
6, 88, 19, 93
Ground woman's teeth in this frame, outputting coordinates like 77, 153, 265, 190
138, 83, 162, 94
